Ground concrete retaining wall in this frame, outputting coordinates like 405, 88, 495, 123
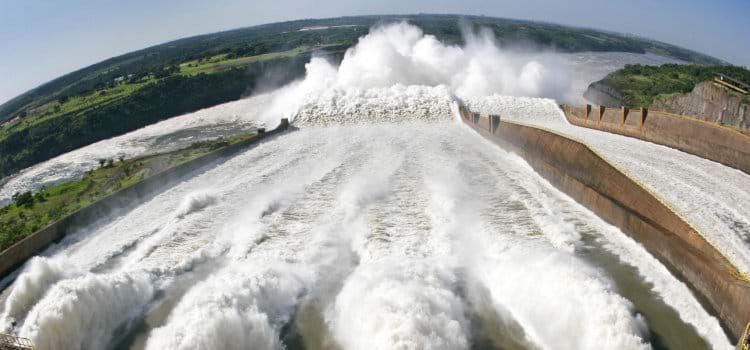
563, 104, 750, 174
458, 106, 750, 341
0, 120, 291, 279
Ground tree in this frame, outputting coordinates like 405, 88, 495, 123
12, 191, 35, 208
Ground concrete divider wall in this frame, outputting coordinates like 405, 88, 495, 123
564, 104, 750, 174
458, 106, 750, 341
0, 120, 291, 278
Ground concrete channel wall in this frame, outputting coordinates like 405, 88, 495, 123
0, 120, 291, 279
458, 106, 750, 341
563, 104, 750, 174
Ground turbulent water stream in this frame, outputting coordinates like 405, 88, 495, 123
0, 92, 733, 349
0, 22, 741, 350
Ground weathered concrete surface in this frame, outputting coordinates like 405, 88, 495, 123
584, 80, 625, 107
585, 80, 750, 132
459, 106, 750, 341
564, 104, 750, 174
651, 81, 750, 130
0, 121, 291, 279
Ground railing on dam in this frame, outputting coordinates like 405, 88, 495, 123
458, 105, 750, 343
0, 334, 33, 350
562, 104, 750, 174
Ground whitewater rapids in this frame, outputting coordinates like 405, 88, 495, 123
465, 95, 750, 277
0, 21, 740, 349
0, 89, 732, 349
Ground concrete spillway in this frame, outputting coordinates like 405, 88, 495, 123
0, 89, 739, 349
466, 96, 750, 279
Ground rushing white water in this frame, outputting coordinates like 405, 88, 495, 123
464, 95, 750, 276
0, 28, 682, 202
0, 21, 739, 350
19, 271, 154, 350
0, 95, 732, 349
145, 263, 309, 349
0, 257, 81, 332
0, 93, 272, 204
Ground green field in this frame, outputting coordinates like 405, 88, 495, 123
0, 131, 258, 251
179, 45, 337, 75
0, 78, 156, 141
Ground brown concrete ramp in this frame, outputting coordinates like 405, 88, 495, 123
563, 104, 750, 174
458, 105, 750, 342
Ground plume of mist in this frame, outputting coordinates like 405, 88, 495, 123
0, 257, 82, 333
19, 271, 154, 350
258, 21, 572, 126
144, 263, 309, 350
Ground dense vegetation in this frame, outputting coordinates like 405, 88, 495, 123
0, 14, 725, 179
0, 131, 259, 251
596, 64, 750, 107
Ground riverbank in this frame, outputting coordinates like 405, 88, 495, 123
0, 120, 289, 278
459, 105, 750, 341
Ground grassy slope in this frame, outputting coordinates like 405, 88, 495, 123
0, 131, 258, 251
179, 45, 336, 75
0, 78, 155, 141
596, 64, 750, 107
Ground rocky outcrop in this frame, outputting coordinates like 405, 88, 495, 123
583, 81, 625, 107
651, 81, 750, 130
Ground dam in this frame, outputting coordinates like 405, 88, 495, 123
0, 85, 747, 349
1, 21, 749, 350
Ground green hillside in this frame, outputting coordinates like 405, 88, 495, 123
594, 64, 750, 107
0, 14, 725, 179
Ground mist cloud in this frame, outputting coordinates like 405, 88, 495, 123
260, 21, 572, 125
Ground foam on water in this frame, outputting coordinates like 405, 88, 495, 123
0, 21, 739, 350
3, 118, 724, 348
479, 244, 650, 350
293, 84, 455, 127
18, 271, 154, 350
418, 146, 652, 350
145, 263, 309, 350
0, 22, 690, 202
0, 257, 81, 332
0, 93, 273, 204
329, 258, 470, 350
465, 95, 750, 276
174, 191, 219, 219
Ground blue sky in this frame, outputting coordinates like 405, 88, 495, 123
1, 0, 748, 105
